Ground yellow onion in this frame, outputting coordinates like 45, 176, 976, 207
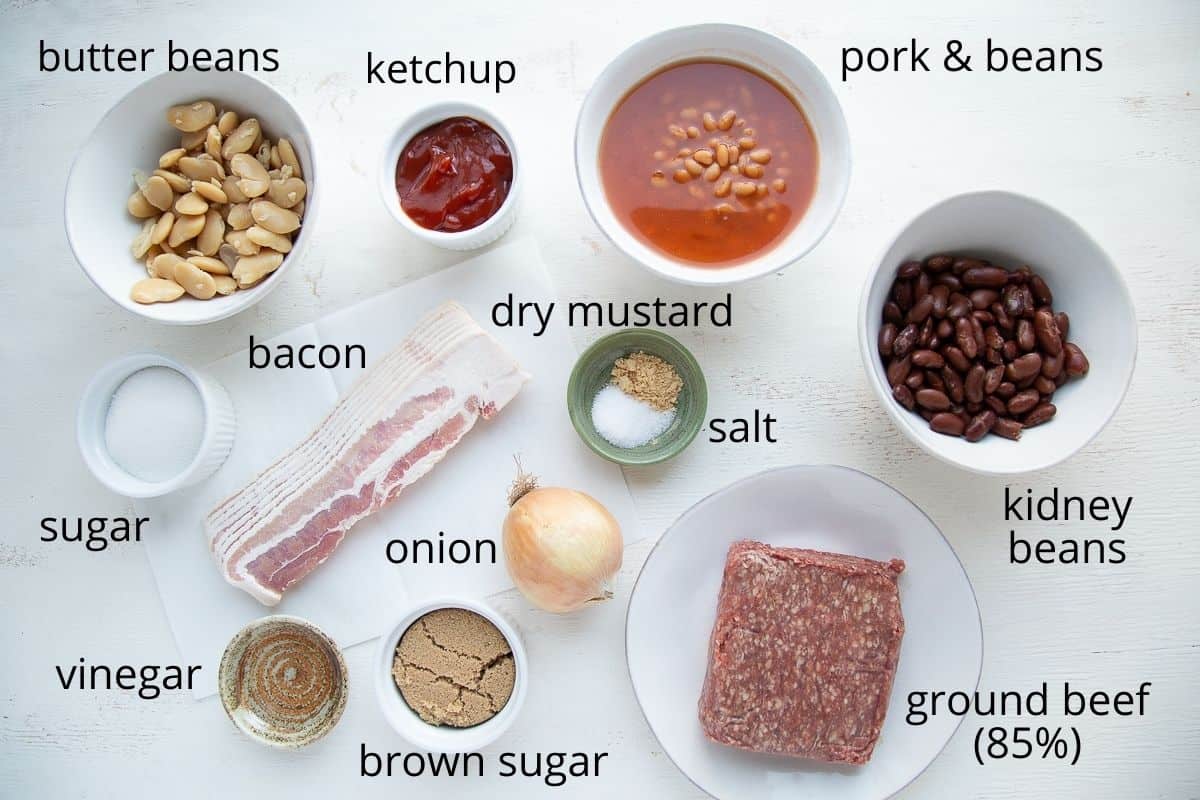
502, 473, 623, 613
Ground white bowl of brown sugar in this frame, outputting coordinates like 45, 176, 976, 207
575, 24, 850, 285
374, 598, 528, 752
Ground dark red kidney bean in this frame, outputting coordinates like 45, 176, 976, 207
1034, 308, 1063, 356
943, 366, 964, 403
1002, 340, 1019, 362
906, 370, 926, 389
925, 370, 945, 392
1041, 351, 1063, 379
955, 317, 978, 358
928, 335, 940, 351
878, 323, 897, 357
1007, 389, 1040, 415
916, 388, 951, 411
886, 355, 912, 387
964, 409, 997, 442
993, 418, 1023, 440
966, 401, 982, 414
930, 412, 965, 436
970, 289, 999, 310
930, 285, 950, 318
937, 319, 954, 339
943, 345, 970, 373
919, 317, 934, 347
1030, 274, 1053, 305
991, 302, 1013, 331
1034, 376, 1057, 396
986, 347, 1005, 365
985, 326, 1005, 351
995, 381, 1016, 400
883, 301, 904, 325
1002, 285, 1025, 317
970, 316, 986, 352
986, 395, 1008, 416
947, 293, 972, 319
983, 365, 1003, 394
912, 349, 944, 368
973, 310, 995, 326
914, 270, 931, 302
925, 254, 953, 272
965, 364, 985, 404
892, 280, 913, 310
919, 408, 936, 422
892, 384, 916, 410
1005, 352, 1043, 382
897, 260, 922, 279
1010, 265, 1032, 284
1019, 286, 1036, 317
1023, 402, 1057, 427
962, 266, 1009, 288
953, 257, 984, 275
1055, 311, 1069, 340
893, 324, 918, 358
1016, 318, 1035, 351
1055, 370, 1068, 387
936, 273, 963, 291
1016, 373, 1038, 391
1064, 342, 1090, 376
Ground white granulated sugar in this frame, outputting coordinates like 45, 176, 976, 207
591, 384, 675, 449
105, 366, 204, 482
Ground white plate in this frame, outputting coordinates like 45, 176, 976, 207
626, 465, 982, 800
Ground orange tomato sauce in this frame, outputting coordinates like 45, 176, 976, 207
599, 60, 818, 267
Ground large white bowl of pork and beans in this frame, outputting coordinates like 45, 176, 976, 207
575, 24, 851, 285
859, 190, 1137, 475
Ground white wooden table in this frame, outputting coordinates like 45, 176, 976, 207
2, 0, 1198, 796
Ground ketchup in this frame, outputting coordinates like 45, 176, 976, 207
394, 117, 513, 232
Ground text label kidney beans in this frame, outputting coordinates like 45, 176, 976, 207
878, 254, 1090, 442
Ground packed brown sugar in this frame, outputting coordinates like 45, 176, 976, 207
392, 607, 515, 727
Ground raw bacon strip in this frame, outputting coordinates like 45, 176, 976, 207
206, 302, 528, 606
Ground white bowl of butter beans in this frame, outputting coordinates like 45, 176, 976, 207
65, 70, 317, 325
859, 191, 1137, 475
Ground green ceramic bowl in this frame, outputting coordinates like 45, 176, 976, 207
567, 330, 707, 466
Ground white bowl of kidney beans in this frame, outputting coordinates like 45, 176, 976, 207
859, 191, 1136, 475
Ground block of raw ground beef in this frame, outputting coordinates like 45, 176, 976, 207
698, 540, 906, 765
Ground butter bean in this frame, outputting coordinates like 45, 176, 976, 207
234, 249, 284, 287
267, 177, 307, 209
178, 156, 224, 182
226, 203, 253, 230
225, 230, 261, 256
174, 191, 209, 216
213, 275, 238, 295
174, 259, 217, 299
217, 110, 239, 137
141, 175, 174, 211
128, 191, 158, 218
158, 148, 187, 169
168, 213, 205, 248
245, 225, 293, 253
187, 255, 231, 276
196, 209, 225, 256
222, 118, 261, 160
192, 179, 228, 204
151, 212, 174, 245
166, 100, 217, 133
131, 278, 185, 304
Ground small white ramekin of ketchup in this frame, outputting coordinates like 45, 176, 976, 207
380, 102, 521, 250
